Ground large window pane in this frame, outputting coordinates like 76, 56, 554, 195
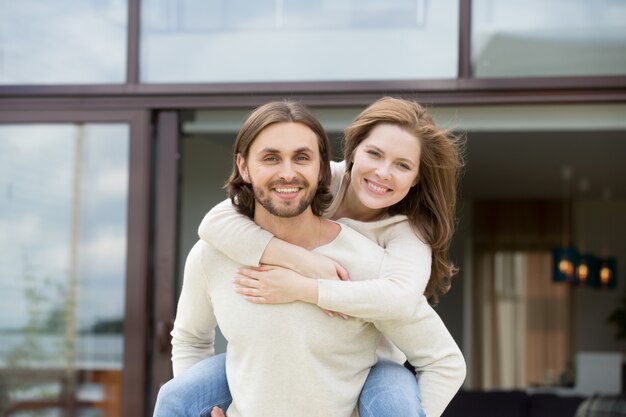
0, 124, 129, 416
471, 0, 626, 77
0, 1, 128, 85
141, 0, 459, 82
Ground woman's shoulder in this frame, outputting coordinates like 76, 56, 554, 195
369, 215, 429, 246
329, 161, 347, 194
336, 214, 409, 245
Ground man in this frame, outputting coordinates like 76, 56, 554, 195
163, 101, 464, 417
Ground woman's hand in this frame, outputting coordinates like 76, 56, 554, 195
299, 253, 350, 282
234, 265, 350, 319
234, 265, 315, 304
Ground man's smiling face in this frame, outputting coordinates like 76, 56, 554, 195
237, 121, 322, 218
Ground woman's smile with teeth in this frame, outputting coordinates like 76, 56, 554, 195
366, 180, 390, 194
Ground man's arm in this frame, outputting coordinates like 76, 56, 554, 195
171, 240, 218, 376
372, 296, 466, 417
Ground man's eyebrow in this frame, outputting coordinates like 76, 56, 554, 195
259, 147, 280, 153
258, 146, 315, 153
294, 147, 314, 153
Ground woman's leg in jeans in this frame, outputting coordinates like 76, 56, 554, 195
358, 359, 425, 417
153, 353, 231, 417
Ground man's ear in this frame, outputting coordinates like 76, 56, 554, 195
236, 154, 251, 183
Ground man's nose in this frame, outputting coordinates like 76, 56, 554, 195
278, 161, 297, 181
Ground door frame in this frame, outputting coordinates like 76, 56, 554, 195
148, 111, 180, 411
0, 110, 152, 417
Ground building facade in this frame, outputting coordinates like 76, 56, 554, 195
1, 0, 626, 416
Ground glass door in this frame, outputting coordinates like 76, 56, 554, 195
0, 111, 151, 417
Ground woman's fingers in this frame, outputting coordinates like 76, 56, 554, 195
233, 275, 259, 288
334, 261, 350, 281
243, 295, 269, 304
237, 267, 267, 279
234, 286, 259, 296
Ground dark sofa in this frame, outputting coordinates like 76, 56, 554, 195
441, 390, 587, 417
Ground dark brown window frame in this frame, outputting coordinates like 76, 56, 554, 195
0, 110, 152, 417
0, 0, 625, 109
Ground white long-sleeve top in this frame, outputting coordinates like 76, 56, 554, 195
173, 223, 465, 417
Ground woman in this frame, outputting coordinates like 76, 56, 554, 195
155, 97, 464, 417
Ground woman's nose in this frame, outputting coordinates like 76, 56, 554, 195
374, 165, 391, 180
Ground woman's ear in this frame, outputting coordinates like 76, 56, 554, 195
236, 154, 251, 183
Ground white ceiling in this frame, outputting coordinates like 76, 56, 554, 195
461, 130, 626, 200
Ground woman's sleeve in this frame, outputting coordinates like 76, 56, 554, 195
329, 160, 346, 195
317, 220, 431, 321
372, 296, 466, 417
197, 199, 274, 267
198, 162, 345, 267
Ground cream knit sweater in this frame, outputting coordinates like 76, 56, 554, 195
172, 224, 464, 417
194, 161, 466, 416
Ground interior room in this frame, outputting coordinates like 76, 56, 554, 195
178, 103, 626, 399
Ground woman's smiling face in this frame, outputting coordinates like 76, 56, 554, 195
348, 123, 421, 216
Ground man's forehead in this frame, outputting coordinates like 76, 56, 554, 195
250, 122, 320, 154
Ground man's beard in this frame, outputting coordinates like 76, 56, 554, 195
251, 178, 316, 218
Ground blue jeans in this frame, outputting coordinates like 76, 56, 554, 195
153, 354, 424, 417
358, 359, 425, 417
153, 354, 232, 417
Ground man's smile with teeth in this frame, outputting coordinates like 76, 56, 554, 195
275, 187, 300, 193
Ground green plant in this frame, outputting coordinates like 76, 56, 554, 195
607, 292, 626, 340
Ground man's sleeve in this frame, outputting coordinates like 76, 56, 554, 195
171, 240, 218, 376
372, 296, 466, 417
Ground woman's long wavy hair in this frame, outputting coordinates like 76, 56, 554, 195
343, 97, 464, 304
225, 100, 333, 219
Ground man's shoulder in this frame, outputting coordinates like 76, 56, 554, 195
188, 239, 231, 265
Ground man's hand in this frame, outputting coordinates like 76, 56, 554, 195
211, 406, 226, 417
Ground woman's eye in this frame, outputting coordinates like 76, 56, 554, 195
366, 150, 381, 158
295, 155, 310, 162
264, 156, 278, 162
398, 163, 411, 170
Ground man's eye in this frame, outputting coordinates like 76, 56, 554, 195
264, 156, 278, 162
295, 155, 310, 161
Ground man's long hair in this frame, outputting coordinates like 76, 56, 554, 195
225, 101, 333, 219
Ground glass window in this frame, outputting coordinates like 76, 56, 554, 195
0, 1, 128, 85
0, 124, 129, 415
141, 0, 459, 82
471, 0, 626, 77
